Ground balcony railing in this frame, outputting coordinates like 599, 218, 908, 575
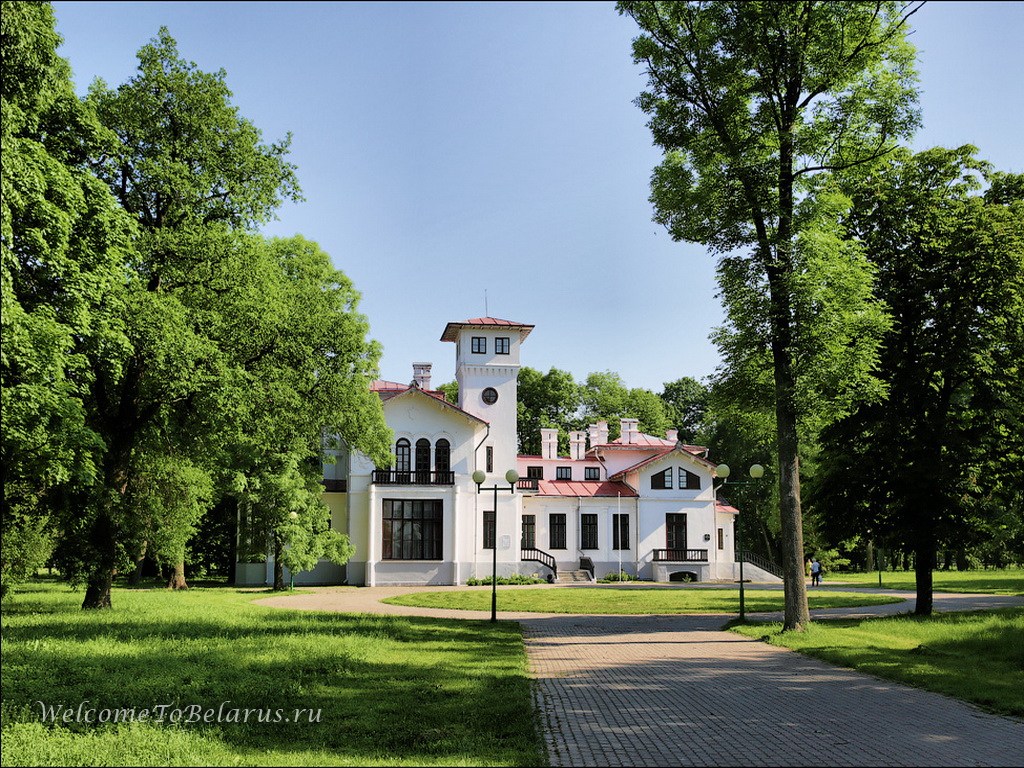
653, 548, 709, 562
322, 478, 347, 493
371, 469, 455, 486
517, 477, 540, 491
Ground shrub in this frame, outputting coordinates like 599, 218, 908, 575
466, 574, 547, 586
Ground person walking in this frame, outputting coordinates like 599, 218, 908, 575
810, 557, 822, 586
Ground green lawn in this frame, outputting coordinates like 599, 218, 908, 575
730, 607, 1024, 718
0, 579, 546, 767
826, 568, 1024, 595
383, 586, 904, 614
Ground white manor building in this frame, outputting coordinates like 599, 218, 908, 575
237, 317, 779, 587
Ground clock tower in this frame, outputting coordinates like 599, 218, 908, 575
440, 317, 533, 478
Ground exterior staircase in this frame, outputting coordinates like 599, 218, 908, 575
557, 569, 594, 584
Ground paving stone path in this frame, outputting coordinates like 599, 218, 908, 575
257, 585, 1024, 767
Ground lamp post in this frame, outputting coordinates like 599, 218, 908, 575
716, 463, 765, 620
473, 468, 519, 622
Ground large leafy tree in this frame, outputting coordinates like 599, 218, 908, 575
221, 235, 390, 591
517, 366, 582, 455
659, 377, 708, 444
0, 1, 134, 598
811, 147, 1024, 614
46, 27, 389, 607
580, 371, 672, 441
619, 0, 920, 629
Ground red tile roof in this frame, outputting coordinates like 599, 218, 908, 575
608, 446, 718, 479
607, 432, 677, 447
716, 500, 740, 514
534, 480, 637, 498
440, 317, 534, 342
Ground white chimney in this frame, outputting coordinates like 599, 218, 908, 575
541, 428, 559, 460
588, 421, 609, 447
569, 431, 587, 461
620, 418, 639, 444
412, 362, 432, 390
666, 428, 679, 443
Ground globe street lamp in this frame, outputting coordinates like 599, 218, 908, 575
716, 463, 765, 620
473, 468, 519, 622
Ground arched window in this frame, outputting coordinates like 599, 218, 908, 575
415, 438, 431, 483
395, 438, 411, 474
434, 439, 451, 476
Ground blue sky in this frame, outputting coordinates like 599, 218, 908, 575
52, 1, 1024, 393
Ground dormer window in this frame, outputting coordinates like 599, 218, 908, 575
679, 468, 701, 490
556, 466, 572, 481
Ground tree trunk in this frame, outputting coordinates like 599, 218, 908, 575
81, 505, 118, 610
167, 560, 188, 590
955, 549, 969, 572
83, 569, 114, 609
914, 535, 935, 616
272, 535, 286, 591
127, 541, 147, 586
767, 115, 809, 632
865, 540, 875, 572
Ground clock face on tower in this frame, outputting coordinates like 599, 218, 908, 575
481, 387, 498, 405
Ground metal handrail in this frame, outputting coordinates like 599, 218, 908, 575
579, 556, 595, 579
521, 548, 557, 578
739, 549, 783, 579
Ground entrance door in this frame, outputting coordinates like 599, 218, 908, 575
666, 513, 687, 553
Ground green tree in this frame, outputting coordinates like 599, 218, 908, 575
219, 235, 390, 591
437, 380, 459, 406
580, 371, 672, 441
517, 367, 582, 455
811, 147, 1024, 614
0, 1, 134, 598
46, 28, 389, 608
659, 377, 709, 444
619, 0, 920, 630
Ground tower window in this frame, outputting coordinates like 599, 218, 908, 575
495, 337, 510, 355
471, 337, 486, 354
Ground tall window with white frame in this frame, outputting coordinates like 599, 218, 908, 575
612, 514, 629, 550
382, 500, 442, 559
581, 513, 598, 550
521, 515, 536, 549
549, 513, 566, 549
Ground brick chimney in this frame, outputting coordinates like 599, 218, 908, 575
412, 362, 432, 390
541, 428, 559, 460
569, 431, 587, 461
